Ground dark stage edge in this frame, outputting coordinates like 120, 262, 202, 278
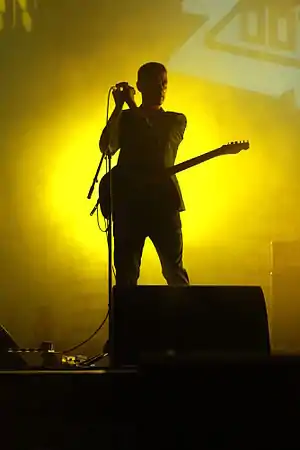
1, 355, 300, 449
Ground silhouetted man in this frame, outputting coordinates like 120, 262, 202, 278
100, 62, 189, 286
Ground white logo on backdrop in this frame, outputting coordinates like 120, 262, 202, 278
0, 0, 37, 32
169, 0, 300, 107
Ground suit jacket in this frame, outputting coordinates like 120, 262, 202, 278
103, 107, 187, 212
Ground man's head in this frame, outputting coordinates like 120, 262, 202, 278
137, 62, 168, 109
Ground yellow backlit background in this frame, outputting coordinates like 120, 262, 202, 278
1, 0, 300, 355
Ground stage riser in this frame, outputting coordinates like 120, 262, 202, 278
1, 361, 300, 449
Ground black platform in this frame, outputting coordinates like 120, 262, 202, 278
1, 356, 300, 450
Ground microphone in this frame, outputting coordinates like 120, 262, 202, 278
113, 82, 129, 90
112, 82, 135, 94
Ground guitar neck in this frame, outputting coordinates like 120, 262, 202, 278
167, 147, 225, 176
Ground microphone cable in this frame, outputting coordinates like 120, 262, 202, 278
62, 86, 117, 355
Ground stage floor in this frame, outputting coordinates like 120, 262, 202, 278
1, 358, 300, 449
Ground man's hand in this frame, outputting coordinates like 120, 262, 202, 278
122, 84, 137, 109
112, 87, 125, 110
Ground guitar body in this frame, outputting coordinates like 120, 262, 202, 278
99, 167, 118, 219
99, 166, 180, 219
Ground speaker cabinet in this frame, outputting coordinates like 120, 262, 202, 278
110, 285, 270, 367
271, 241, 300, 352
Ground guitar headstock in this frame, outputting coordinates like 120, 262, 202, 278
222, 140, 250, 154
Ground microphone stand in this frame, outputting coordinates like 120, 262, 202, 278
85, 86, 128, 368
106, 151, 115, 367
87, 153, 105, 202
85, 147, 115, 368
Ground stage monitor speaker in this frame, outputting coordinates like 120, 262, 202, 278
0, 325, 27, 369
110, 285, 270, 367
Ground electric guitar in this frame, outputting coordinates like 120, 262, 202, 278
99, 140, 250, 219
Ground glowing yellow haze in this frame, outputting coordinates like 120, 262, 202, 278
22, 73, 273, 288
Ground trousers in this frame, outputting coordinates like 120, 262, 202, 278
113, 205, 189, 287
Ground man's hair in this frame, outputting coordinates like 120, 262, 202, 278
137, 62, 167, 82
